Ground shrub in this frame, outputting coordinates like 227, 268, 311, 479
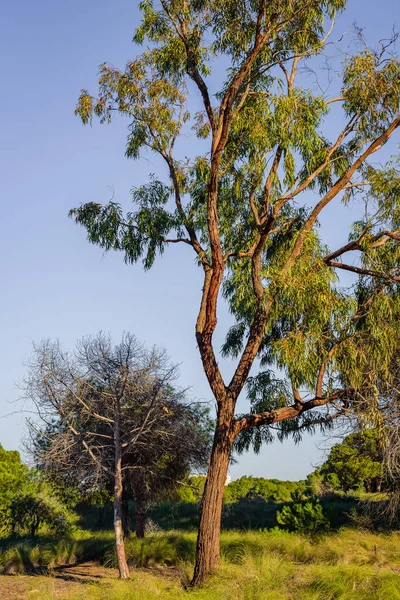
0, 445, 30, 509
276, 498, 330, 533
5, 491, 75, 536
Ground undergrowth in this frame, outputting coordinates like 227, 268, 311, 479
8, 545, 400, 600
1, 528, 399, 575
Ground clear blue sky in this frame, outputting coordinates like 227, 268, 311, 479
0, 0, 398, 480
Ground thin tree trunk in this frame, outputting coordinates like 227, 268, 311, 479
96, 505, 105, 530
192, 403, 234, 586
135, 496, 146, 539
114, 402, 130, 580
122, 489, 131, 539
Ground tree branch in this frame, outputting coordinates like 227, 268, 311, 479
234, 388, 352, 434
326, 260, 400, 281
159, 0, 215, 129
286, 115, 400, 264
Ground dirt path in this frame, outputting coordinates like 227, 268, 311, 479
0, 562, 119, 599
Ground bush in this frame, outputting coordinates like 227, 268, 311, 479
4, 491, 75, 536
276, 498, 330, 533
0, 445, 30, 509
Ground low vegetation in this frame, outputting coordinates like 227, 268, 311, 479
1, 435, 399, 598
1, 529, 399, 599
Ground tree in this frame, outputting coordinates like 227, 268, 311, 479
124, 402, 211, 537
224, 476, 304, 503
363, 353, 400, 521
0, 445, 74, 538
0, 444, 30, 509
25, 332, 209, 578
321, 430, 384, 492
71, 0, 400, 583
30, 398, 211, 539
5, 485, 75, 538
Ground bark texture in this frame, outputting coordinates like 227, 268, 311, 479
122, 490, 131, 539
192, 404, 234, 586
114, 404, 130, 580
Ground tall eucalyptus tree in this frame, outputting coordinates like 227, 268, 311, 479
71, 0, 400, 583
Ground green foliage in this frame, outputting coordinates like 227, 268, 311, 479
321, 430, 384, 492
172, 475, 206, 503
70, 0, 400, 461
305, 467, 340, 497
0, 444, 77, 538
173, 475, 305, 504
343, 50, 400, 141
224, 476, 305, 503
3, 529, 400, 600
276, 498, 330, 533
4, 487, 76, 537
0, 444, 30, 508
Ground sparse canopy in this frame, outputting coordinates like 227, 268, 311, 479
25, 332, 210, 577
29, 372, 212, 538
71, 0, 400, 583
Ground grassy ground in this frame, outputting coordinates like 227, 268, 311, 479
1, 529, 400, 599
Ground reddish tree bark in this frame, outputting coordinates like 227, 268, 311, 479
192, 402, 235, 586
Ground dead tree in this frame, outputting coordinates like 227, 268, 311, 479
25, 332, 210, 578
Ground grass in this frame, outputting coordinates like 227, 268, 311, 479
1, 529, 400, 599
0, 530, 114, 574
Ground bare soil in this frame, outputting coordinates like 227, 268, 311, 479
0, 562, 119, 599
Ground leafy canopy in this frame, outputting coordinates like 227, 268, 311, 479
321, 429, 384, 492
71, 0, 400, 445
0, 444, 30, 508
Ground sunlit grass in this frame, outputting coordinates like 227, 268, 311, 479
0, 531, 114, 574
1, 528, 400, 573
22, 551, 400, 600
1, 529, 399, 599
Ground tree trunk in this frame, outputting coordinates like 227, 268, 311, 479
96, 505, 105, 530
114, 402, 130, 580
31, 521, 38, 537
122, 490, 131, 539
192, 403, 234, 586
135, 497, 146, 539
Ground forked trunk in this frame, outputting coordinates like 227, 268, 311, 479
192, 403, 235, 586
114, 403, 130, 580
